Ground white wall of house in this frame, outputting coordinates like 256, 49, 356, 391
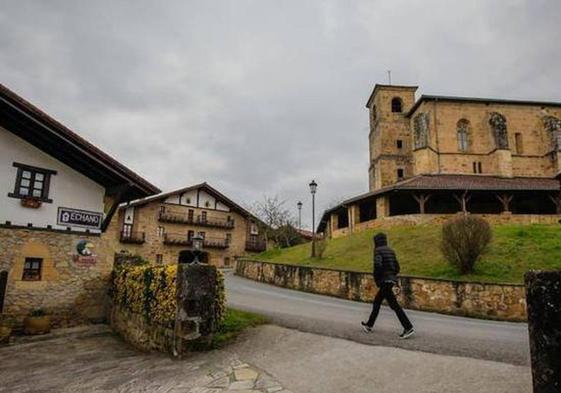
163, 188, 230, 211
0, 126, 105, 232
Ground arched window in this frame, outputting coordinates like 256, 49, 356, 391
489, 112, 509, 149
391, 97, 402, 113
457, 119, 470, 152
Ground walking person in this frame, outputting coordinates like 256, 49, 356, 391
361, 232, 415, 339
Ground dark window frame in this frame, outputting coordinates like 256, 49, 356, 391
397, 168, 404, 179
22, 257, 42, 281
396, 140, 403, 149
391, 97, 403, 113
8, 163, 56, 203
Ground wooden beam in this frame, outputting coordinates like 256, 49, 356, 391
413, 193, 432, 214
495, 193, 514, 212
101, 184, 131, 232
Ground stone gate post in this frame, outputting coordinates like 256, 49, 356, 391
525, 270, 561, 393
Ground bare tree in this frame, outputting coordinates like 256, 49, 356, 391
249, 196, 304, 248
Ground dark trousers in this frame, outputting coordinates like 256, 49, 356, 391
366, 282, 413, 330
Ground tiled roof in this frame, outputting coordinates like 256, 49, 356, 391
316, 174, 560, 232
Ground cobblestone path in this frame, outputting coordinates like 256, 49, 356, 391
0, 327, 289, 393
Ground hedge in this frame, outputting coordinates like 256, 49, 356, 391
112, 264, 225, 328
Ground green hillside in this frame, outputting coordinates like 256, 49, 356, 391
255, 224, 561, 284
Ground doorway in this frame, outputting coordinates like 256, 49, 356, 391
0, 271, 8, 314
178, 250, 209, 264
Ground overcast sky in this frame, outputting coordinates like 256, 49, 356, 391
1, 1, 561, 229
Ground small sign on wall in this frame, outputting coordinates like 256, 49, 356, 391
57, 207, 103, 229
72, 239, 97, 266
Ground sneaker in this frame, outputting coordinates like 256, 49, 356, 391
361, 321, 373, 333
399, 328, 415, 339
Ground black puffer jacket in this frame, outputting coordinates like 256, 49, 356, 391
373, 233, 400, 286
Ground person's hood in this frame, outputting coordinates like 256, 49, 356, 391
374, 232, 387, 248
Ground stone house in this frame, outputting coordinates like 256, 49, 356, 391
0, 83, 160, 327
319, 84, 561, 238
113, 183, 268, 267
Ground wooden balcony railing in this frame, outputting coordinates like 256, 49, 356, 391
120, 231, 146, 244
245, 239, 267, 252
158, 211, 234, 229
163, 233, 230, 249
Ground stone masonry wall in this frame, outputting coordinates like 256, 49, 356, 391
0, 221, 120, 329
236, 259, 527, 321
330, 213, 559, 239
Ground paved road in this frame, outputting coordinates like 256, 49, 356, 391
225, 273, 531, 366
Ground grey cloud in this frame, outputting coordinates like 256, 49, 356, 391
1, 0, 560, 229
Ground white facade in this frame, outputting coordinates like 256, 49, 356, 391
0, 126, 106, 232
163, 188, 230, 212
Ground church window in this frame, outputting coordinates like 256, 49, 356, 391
457, 119, 470, 152
391, 97, 402, 113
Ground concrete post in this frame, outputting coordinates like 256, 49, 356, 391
525, 270, 561, 392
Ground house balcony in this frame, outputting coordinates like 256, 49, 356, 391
120, 231, 146, 244
158, 211, 234, 229
245, 239, 267, 252
163, 233, 230, 249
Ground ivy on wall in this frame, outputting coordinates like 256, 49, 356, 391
112, 263, 225, 328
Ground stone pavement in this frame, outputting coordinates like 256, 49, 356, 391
0, 324, 531, 393
0, 326, 289, 393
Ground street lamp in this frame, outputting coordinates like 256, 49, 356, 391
297, 201, 303, 229
309, 180, 318, 257
191, 233, 204, 264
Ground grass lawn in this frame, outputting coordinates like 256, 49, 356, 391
255, 224, 561, 284
199, 308, 268, 350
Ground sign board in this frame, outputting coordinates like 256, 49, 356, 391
57, 207, 103, 229
72, 239, 97, 266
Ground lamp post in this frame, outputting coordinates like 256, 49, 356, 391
297, 201, 303, 229
309, 180, 317, 257
191, 233, 204, 264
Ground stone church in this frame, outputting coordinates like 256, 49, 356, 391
318, 84, 561, 238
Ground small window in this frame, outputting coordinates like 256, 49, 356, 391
157, 226, 165, 237
201, 211, 207, 223
224, 257, 231, 267
515, 133, 523, 154
198, 231, 206, 239
397, 169, 404, 179
156, 254, 163, 264
226, 233, 232, 244
188, 230, 194, 241
9, 163, 56, 202
396, 140, 403, 149
185, 197, 191, 204
22, 258, 42, 281
473, 162, 477, 173
159, 206, 166, 214
188, 209, 194, 221
205, 201, 211, 208
478, 162, 483, 173
391, 97, 402, 113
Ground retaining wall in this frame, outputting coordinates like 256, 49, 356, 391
235, 259, 527, 321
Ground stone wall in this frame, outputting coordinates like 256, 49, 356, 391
236, 259, 527, 321
110, 263, 223, 355
330, 213, 560, 239
0, 220, 120, 329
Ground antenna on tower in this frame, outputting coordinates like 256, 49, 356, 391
387, 70, 392, 85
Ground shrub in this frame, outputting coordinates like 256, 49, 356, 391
441, 215, 492, 274
112, 264, 225, 328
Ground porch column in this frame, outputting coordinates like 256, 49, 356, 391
548, 192, 561, 215
496, 193, 514, 213
376, 195, 390, 218
413, 193, 432, 214
453, 190, 471, 214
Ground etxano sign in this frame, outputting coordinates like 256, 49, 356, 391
57, 207, 103, 229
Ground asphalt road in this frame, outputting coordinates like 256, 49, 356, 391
225, 273, 531, 366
